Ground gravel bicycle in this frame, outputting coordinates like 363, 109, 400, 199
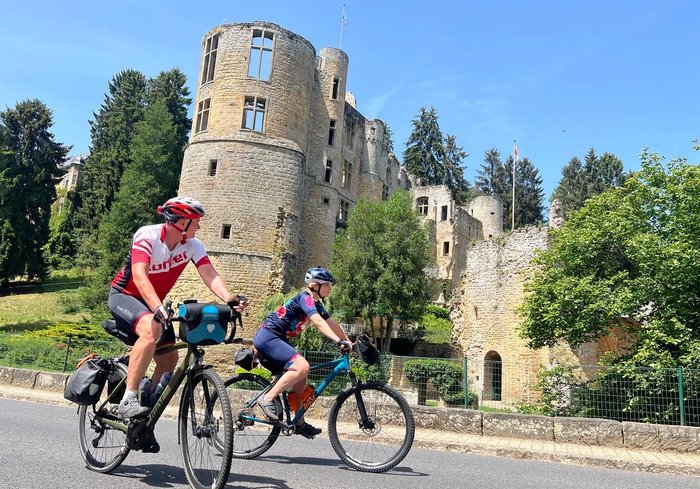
224, 338, 415, 473
75, 300, 236, 489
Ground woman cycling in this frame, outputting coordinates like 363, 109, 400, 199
252, 267, 352, 439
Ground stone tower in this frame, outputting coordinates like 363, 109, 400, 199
467, 195, 503, 239
173, 22, 408, 312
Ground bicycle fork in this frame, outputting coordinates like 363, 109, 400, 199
349, 374, 376, 431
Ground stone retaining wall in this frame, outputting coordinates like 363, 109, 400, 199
2, 366, 698, 454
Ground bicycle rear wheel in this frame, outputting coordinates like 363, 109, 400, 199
225, 372, 281, 458
328, 381, 415, 473
78, 361, 130, 473
179, 368, 233, 489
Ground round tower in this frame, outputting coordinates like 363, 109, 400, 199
177, 22, 317, 300
468, 195, 504, 239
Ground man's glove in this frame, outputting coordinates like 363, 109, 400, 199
337, 339, 353, 353
153, 305, 171, 325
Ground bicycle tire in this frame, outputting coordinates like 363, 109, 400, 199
328, 381, 415, 473
179, 368, 233, 489
224, 372, 281, 458
78, 361, 130, 473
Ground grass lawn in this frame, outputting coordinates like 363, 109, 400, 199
0, 290, 98, 331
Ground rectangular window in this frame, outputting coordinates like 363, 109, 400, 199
324, 159, 333, 183
443, 241, 450, 255
221, 224, 232, 239
328, 119, 336, 146
344, 121, 354, 149
208, 159, 218, 176
342, 160, 352, 189
382, 184, 389, 201
331, 77, 339, 99
441, 205, 448, 221
322, 197, 330, 205
201, 34, 220, 84
242, 96, 266, 132
195, 98, 211, 133
338, 199, 350, 223
417, 197, 429, 215
248, 29, 274, 81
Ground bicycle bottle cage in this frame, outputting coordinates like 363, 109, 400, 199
177, 301, 231, 345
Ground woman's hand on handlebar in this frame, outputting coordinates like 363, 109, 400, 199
337, 338, 353, 353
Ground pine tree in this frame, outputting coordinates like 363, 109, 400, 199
148, 68, 192, 165
77, 70, 148, 234
552, 148, 627, 218
443, 135, 471, 205
91, 100, 180, 290
510, 156, 545, 228
403, 107, 445, 185
474, 148, 507, 196
0, 100, 69, 282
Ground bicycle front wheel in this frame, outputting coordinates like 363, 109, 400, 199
179, 368, 233, 489
328, 381, 415, 473
225, 372, 281, 458
78, 361, 130, 473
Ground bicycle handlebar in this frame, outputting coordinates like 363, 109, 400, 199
163, 298, 245, 345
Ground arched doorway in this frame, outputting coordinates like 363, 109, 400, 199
483, 351, 502, 401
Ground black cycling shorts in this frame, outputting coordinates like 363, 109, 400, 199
107, 287, 175, 348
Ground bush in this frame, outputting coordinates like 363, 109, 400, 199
420, 313, 452, 343
404, 358, 476, 407
425, 304, 450, 320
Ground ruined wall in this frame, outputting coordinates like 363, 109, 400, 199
451, 226, 550, 406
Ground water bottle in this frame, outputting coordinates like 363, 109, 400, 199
139, 378, 152, 406
288, 385, 315, 411
148, 372, 172, 406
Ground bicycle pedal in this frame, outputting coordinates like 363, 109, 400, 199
142, 441, 160, 453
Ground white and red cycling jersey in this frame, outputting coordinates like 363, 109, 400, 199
111, 224, 211, 300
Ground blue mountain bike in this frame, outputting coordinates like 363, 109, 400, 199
223, 340, 415, 473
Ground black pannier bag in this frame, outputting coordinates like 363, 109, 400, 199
234, 347, 256, 371
356, 333, 380, 366
64, 355, 109, 405
177, 301, 231, 345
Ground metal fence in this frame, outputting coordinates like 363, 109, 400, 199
2, 337, 699, 427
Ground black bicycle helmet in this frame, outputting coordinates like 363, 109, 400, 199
304, 267, 336, 285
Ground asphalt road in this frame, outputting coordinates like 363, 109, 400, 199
0, 399, 696, 489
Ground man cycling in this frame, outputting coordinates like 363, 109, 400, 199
107, 196, 247, 418
252, 267, 352, 438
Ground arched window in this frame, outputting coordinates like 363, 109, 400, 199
483, 351, 502, 401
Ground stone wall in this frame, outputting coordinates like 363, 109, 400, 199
451, 226, 551, 406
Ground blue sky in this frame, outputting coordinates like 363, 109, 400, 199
1, 0, 698, 199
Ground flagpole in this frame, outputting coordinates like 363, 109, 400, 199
512, 140, 517, 231
340, 4, 346, 49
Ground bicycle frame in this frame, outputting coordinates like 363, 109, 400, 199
241, 353, 355, 429
95, 341, 206, 434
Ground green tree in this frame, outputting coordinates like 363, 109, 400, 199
403, 107, 471, 204
520, 150, 700, 368
332, 191, 433, 352
504, 156, 545, 229
45, 188, 81, 268
552, 148, 627, 218
77, 70, 148, 237
147, 68, 192, 164
474, 148, 508, 196
0, 100, 69, 282
89, 100, 180, 296
403, 107, 445, 185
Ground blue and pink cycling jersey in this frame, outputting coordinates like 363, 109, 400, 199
262, 290, 331, 339
253, 290, 331, 370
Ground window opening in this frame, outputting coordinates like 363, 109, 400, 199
441, 205, 448, 221
221, 224, 232, 239
342, 160, 352, 189
324, 159, 333, 183
443, 241, 450, 255
331, 77, 339, 99
328, 119, 336, 145
195, 98, 211, 133
208, 159, 218, 176
202, 33, 220, 84
416, 197, 429, 215
242, 96, 266, 132
248, 29, 274, 81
